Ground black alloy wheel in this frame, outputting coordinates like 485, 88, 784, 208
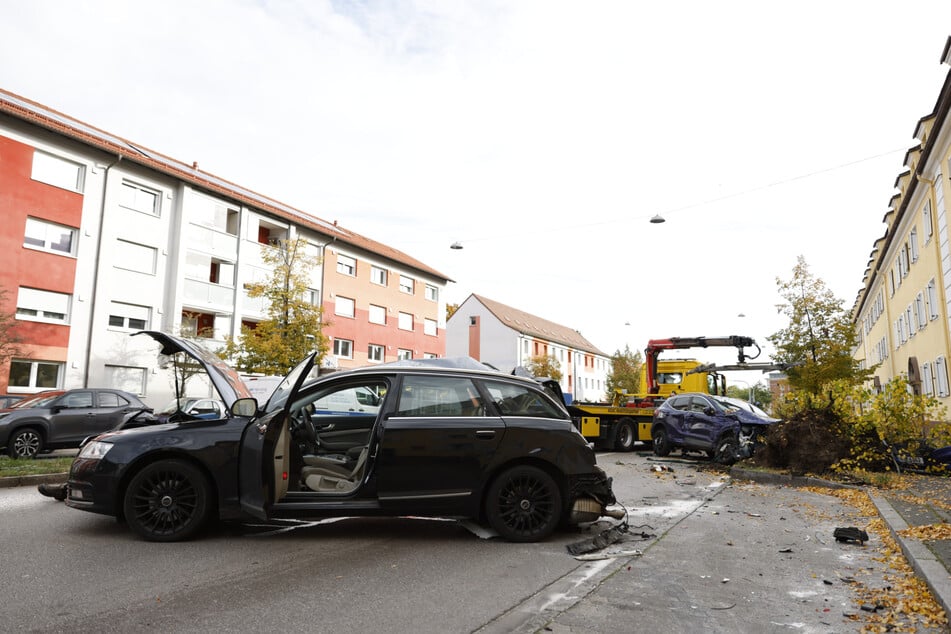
652, 427, 671, 457
486, 465, 562, 543
123, 459, 212, 542
8, 428, 42, 459
613, 419, 635, 452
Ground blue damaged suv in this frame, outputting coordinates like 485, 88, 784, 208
651, 392, 779, 464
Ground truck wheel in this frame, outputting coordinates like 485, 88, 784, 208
652, 427, 671, 457
714, 436, 739, 465
613, 420, 636, 452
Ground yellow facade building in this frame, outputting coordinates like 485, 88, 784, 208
853, 37, 951, 408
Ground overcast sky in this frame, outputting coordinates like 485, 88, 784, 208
2, 1, 951, 379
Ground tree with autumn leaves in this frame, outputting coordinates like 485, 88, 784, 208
220, 238, 328, 375
760, 257, 946, 474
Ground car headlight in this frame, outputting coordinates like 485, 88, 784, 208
78, 440, 113, 460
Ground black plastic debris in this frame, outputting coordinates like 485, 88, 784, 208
833, 527, 869, 544
566, 523, 629, 556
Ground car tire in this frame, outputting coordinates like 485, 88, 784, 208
123, 459, 213, 542
652, 427, 671, 457
714, 436, 739, 465
7, 428, 42, 459
485, 465, 563, 543
613, 419, 636, 452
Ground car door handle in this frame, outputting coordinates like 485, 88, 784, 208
476, 430, 496, 439
316, 424, 335, 431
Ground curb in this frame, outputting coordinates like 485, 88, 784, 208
729, 467, 861, 490
869, 492, 951, 619
0, 472, 68, 489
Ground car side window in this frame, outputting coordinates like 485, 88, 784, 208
63, 392, 94, 408
97, 392, 126, 408
309, 381, 387, 416
482, 380, 564, 418
668, 396, 690, 411
396, 376, 484, 417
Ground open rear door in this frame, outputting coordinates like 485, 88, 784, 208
238, 352, 317, 519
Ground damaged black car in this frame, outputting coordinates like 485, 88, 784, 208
66, 332, 617, 543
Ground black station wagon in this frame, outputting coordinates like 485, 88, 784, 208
66, 332, 617, 542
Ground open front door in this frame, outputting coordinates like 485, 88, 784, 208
238, 352, 317, 519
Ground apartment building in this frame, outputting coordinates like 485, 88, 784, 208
0, 89, 449, 408
446, 294, 609, 402
852, 37, 951, 407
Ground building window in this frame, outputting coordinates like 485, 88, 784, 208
31, 150, 84, 192
398, 312, 413, 331
915, 292, 927, 329
16, 287, 70, 324
371, 266, 388, 286
116, 240, 158, 275
336, 254, 356, 276
923, 362, 935, 397
119, 180, 161, 216
936, 356, 950, 398
423, 352, 437, 359
927, 279, 939, 320
333, 338, 353, 359
397, 348, 413, 360
181, 311, 216, 338
105, 365, 147, 396
910, 227, 919, 263
906, 306, 916, 337
304, 288, 320, 306
424, 318, 437, 336
8, 359, 62, 390
335, 296, 355, 318
368, 343, 384, 363
369, 304, 386, 325
425, 284, 438, 302
399, 275, 414, 294
108, 301, 151, 330
23, 217, 76, 256
924, 201, 934, 243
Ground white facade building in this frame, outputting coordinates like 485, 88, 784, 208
446, 294, 610, 402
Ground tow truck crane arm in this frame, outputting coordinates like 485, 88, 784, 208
644, 336, 761, 394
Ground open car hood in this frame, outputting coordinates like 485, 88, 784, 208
133, 331, 253, 408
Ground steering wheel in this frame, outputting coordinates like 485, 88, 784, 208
294, 405, 318, 450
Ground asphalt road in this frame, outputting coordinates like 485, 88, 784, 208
0, 451, 905, 633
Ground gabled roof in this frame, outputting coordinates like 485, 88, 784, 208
0, 88, 451, 283
468, 294, 607, 356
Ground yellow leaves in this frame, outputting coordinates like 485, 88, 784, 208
898, 523, 951, 541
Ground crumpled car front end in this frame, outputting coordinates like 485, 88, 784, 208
567, 466, 622, 524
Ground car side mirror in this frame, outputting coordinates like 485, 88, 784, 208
232, 398, 258, 417
704, 406, 715, 416
50, 405, 63, 414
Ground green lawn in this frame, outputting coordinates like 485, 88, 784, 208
0, 456, 73, 478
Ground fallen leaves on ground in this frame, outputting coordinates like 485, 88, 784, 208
803, 487, 950, 633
